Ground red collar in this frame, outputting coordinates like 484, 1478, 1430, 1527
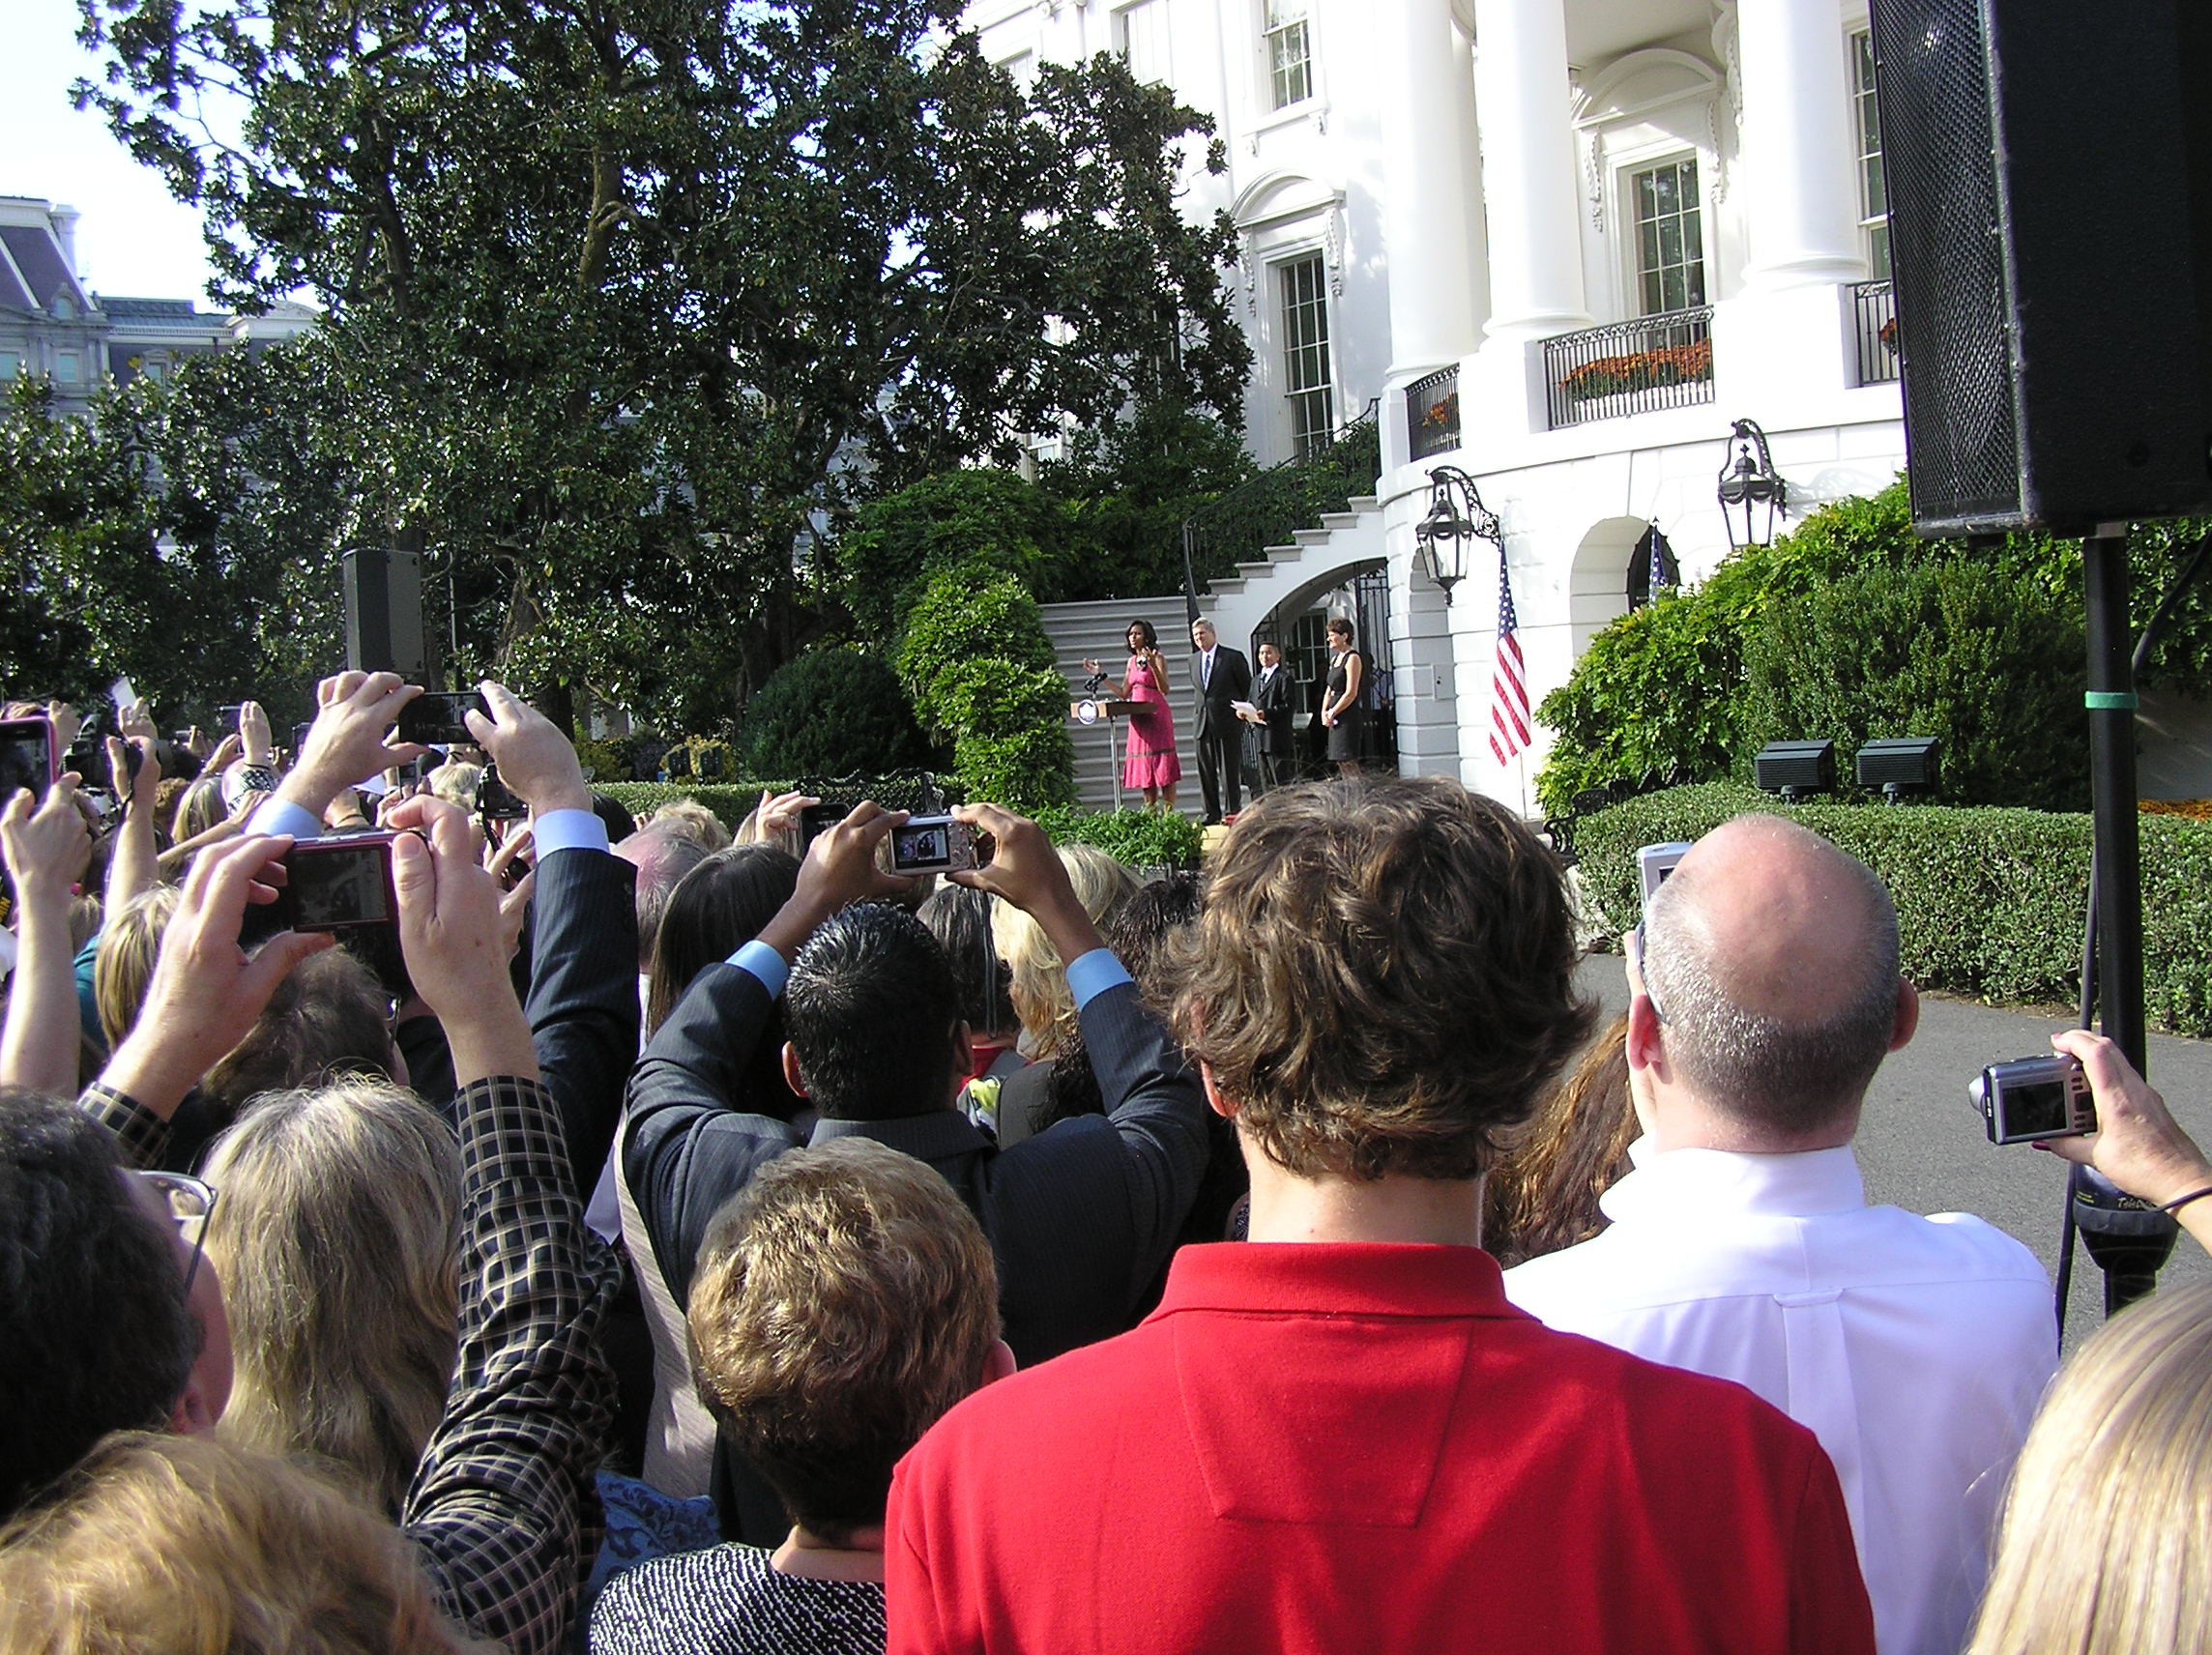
1151, 1241, 1520, 1322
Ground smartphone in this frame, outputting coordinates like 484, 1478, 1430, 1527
217, 704, 245, 729
395, 691, 488, 747
887, 814, 981, 875
477, 762, 528, 823
0, 717, 56, 800
291, 721, 313, 754
271, 832, 406, 933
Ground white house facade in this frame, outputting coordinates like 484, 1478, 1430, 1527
968, 0, 1908, 813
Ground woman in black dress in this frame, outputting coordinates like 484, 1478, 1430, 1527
1320, 616, 1364, 774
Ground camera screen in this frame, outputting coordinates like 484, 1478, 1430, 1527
2004, 1078, 2071, 1138
895, 825, 950, 866
291, 847, 392, 928
398, 692, 486, 745
0, 727, 50, 800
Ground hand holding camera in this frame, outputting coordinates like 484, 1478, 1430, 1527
947, 802, 1100, 968
382, 793, 537, 1083
461, 682, 589, 817
2035, 1030, 2212, 1219
278, 672, 430, 821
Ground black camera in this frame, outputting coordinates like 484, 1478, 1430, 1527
1969, 1055, 2096, 1145
476, 762, 528, 823
395, 691, 488, 747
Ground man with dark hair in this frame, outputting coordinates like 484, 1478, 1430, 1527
626, 802, 1209, 1363
887, 777, 1875, 1655
1506, 813, 2052, 1655
0, 1090, 209, 1518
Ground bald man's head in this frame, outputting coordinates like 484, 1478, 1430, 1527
1639, 815, 1903, 1140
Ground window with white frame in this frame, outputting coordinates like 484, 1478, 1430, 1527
1116, 0, 1169, 87
1264, 0, 1312, 110
1630, 157, 1705, 315
1277, 252, 1333, 458
1851, 31, 1889, 277
55, 351, 81, 384
0, 350, 17, 379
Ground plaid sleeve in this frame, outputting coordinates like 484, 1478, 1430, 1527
402, 1073, 620, 1655
75, 1082, 171, 1169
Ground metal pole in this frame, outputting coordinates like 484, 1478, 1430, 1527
1179, 521, 1202, 629
2073, 530, 2177, 1316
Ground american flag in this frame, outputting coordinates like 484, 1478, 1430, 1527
1489, 543, 1530, 765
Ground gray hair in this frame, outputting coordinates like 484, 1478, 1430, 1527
1641, 835, 1900, 1137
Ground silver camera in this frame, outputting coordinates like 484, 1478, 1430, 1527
1969, 1054, 2096, 1145
1637, 840, 1693, 909
885, 814, 981, 876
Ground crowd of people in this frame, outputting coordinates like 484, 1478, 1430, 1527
1, 664, 2210, 1655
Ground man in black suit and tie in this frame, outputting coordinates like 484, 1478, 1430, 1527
1190, 617, 1252, 825
1241, 640, 1297, 793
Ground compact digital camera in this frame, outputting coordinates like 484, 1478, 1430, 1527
1637, 840, 1693, 910
1969, 1054, 2096, 1145
887, 814, 981, 876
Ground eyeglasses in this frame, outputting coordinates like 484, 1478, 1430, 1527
135, 1171, 218, 1294
1626, 924, 1669, 1026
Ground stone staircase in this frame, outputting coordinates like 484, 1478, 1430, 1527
1037, 494, 1389, 814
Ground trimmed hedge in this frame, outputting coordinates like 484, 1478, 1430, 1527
1035, 805, 1205, 870
1571, 783, 2212, 1035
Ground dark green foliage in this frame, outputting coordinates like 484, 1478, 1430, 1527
1033, 804, 1205, 869
77, 0, 1252, 724
1535, 479, 2100, 816
1175, 404, 1382, 588
1041, 399, 1259, 599
736, 648, 931, 778
835, 472, 1077, 641
1572, 782, 2212, 1035
897, 571, 1075, 814
1741, 559, 2088, 812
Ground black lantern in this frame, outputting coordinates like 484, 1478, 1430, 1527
1716, 418, 1789, 549
1413, 465, 1502, 604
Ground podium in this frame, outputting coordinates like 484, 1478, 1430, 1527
1069, 699, 1141, 809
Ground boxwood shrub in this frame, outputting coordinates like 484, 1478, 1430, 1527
1572, 782, 2212, 1035
1034, 805, 1206, 871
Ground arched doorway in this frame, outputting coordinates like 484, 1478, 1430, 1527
1253, 560, 1395, 777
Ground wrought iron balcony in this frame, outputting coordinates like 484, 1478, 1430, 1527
1404, 363, 1461, 460
1852, 278, 1899, 387
1543, 307, 1714, 429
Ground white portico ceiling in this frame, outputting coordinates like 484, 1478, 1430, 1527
1561, 0, 1717, 69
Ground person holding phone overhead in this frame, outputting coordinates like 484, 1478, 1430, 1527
1084, 620, 1180, 814
1320, 617, 1365, 775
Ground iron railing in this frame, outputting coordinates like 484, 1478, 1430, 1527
1179, 398, 1381, 619
1852, 278, 1899, 387
1543, 306, 1714, 429
1404, 364, 1461, 460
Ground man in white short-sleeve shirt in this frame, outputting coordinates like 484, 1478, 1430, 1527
1504, 815, 2054, 1655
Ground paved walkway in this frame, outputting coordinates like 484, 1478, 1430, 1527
1575, 954, 2212, 1352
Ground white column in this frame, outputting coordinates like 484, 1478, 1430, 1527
1379, 0, 1484, 375
1736, 0, 1866, 289
1471, 0, 1591, 340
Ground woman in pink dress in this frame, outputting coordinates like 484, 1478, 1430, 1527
1085, 619, 1181, 812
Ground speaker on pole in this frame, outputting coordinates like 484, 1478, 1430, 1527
341, 546, 427, 681
1867, 0, 2212, 535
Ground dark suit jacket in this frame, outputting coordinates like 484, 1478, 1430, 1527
1194, 645, 1252, 740
624, 958, 1211, 1363
1251, 663, 1296, 756
394, 844, 639, 1192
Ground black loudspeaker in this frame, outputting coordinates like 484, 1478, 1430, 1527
1867, 0, 2212, 535
341, 546, 426, 680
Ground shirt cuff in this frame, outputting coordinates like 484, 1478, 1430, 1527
1066, 947, 1133, 1009
727, 940, 790, 1001
248, 797, 323, 843
530, 807, 609, 858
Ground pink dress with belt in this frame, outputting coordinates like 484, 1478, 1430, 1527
1122, 653, 1182, 790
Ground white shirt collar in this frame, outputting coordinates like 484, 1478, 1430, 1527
1599, 1140, 1867, 1226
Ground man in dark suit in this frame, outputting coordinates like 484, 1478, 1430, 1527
1190, 617, 1252, 824
625, 799, 1212, 1537
1243, 640, 1297, 793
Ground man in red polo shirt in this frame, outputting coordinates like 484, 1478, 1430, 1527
887, 777, 1874, 1655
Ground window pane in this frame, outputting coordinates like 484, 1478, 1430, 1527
1278, 253, 1333, 452
1630, 157, 1704, 318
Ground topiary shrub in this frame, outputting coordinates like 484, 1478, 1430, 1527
1569, 782, 2212, 1035
897, 570, 1076, 814
1033, 804, 1205, 870
736, 647, 932, 778
834, 470, 1076, 640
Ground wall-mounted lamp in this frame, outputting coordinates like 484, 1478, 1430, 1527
1717, 418, 1790, 549
1413, 464, 1502, 603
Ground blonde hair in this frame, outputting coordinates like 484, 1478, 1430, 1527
172, 773, 228, 843
200, 1081, 462, 1516
652, 798, 734, 851
0, 1432, 488, 1655
94, 887, 182, 1049
425, 761, 481, 811
992, 843, 1134, 1058
687, 1139, 1000, 1544
1966, 1278, 2212, 1655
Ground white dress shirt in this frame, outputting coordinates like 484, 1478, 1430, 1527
1503, 1141, 2054, 1655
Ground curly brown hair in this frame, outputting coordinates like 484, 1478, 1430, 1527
1168, 775, 1594, 1181
686, 1140, 999, 1544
